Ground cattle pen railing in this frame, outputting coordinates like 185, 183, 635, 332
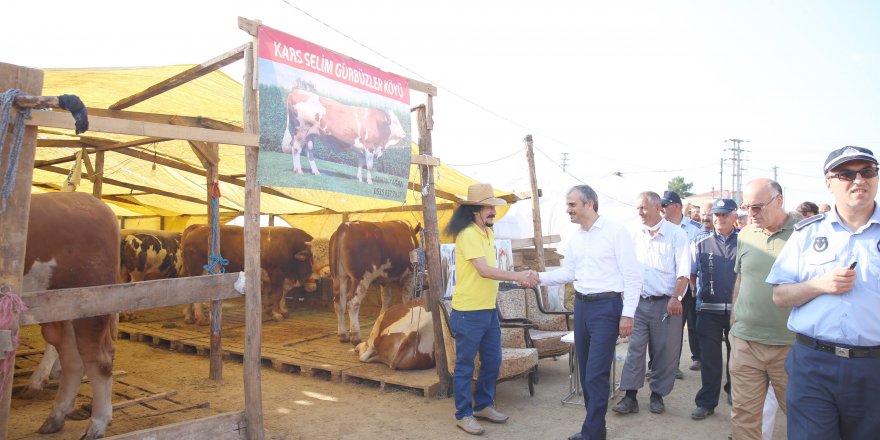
0, 47, 264, 439
2, 15, 448, 440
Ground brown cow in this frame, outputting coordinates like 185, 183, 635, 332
354, 300, 435, 370
318, 221, 421, 344
281, 89, 406, 184
21, 192, 118, 440
180, 225, 314, 324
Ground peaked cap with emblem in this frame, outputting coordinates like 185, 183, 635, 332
824, 146, 878, 174
710, 198, 737, 214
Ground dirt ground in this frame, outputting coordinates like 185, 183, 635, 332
10, 324, 787, 440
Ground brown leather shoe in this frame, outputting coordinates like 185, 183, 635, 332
689, 360, 702, 371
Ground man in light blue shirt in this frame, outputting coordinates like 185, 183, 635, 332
768, 146, 880, 439
613, 191, 690, 416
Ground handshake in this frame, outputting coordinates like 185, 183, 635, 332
515, 269, 540, 288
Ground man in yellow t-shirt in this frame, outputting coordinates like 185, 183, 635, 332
445, 183, 534, 436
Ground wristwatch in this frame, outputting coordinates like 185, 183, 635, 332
675, 294, 684, 301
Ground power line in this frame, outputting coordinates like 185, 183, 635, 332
278, 0, 620, 168
445, 148, 524, 166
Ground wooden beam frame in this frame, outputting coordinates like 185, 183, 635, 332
25, 110, 258, 146
109, 44, 249, 110
38, 164, 241, 211
19, 273, 241, 325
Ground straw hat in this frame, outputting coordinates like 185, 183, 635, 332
460, 183, 506, 206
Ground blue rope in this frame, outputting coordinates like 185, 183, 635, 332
0, 89, 32, 212
202, 184, 227, 335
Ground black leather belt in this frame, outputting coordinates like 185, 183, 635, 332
796, 333, 880, 359
576, 291, 620, 302
641, 295, 670, 301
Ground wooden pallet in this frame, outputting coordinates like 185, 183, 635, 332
116, 308, 441, 399
342, 364, 440, 400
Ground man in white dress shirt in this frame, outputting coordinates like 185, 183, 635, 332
532, 185, 642, 440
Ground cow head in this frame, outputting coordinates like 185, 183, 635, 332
385, 110, 406, 149
305, 238, 331, 279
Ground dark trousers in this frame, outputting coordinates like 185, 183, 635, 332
694, 311, 731, 409
574, 293, 622, 440
450, 309, 502, 420
786, 341, 880, 439
682, 287, 700, 362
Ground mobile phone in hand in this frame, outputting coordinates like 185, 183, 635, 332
848, 261, 857, 270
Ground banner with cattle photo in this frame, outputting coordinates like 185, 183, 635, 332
256, 25, 412, 201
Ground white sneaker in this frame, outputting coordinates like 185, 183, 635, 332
474, 405, 509, 423
456, 416, 485, 435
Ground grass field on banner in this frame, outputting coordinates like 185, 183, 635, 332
256, 150, 408, 201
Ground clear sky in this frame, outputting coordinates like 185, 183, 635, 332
5, 0, 880, 222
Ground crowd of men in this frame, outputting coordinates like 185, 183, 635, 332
448, 146, 878, 440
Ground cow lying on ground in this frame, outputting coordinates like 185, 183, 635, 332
354, 301, 435, 370
316, 221, 421, 344
281, 89, 406, 184
180, 225, 314, 325
21, 192, 119, 440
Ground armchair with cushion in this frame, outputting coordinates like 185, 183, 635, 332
496, 283, 572, 360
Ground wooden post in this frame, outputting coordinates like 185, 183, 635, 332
524, 135, 545, 272
204, 142, 223, 381
416, 99, 451, 395
242, 40, 265, 440
92, 151, 104, 199
0, 62, 43, 440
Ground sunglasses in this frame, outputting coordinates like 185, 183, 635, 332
828, 167, 879, 182
740, 194, 779, 213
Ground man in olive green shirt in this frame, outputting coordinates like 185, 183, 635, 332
730, 178, 796, 440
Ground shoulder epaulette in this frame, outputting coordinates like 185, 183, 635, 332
695, 231, 712, 245
794, 213, 825, 231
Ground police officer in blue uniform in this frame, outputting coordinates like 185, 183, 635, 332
660, 191, 704, 376
691, 198, 738, 420
767, 146, 880, 439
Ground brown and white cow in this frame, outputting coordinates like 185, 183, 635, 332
318, 221, 421, 344
119, 229, 183, 283
21, 192, 119, 439
180, 225, 314, 324
280, 89, 406, 184
354, 300, 435, 370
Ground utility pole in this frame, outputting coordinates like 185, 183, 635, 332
560, 152, 569, 173
720, 158, 725, 198
725, 139, 749, 204
772, 165, 779, 181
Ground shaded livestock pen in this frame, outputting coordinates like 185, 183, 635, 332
113, 296, 441, 398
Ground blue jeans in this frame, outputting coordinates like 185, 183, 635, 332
574, 293, 622, 440
450, 308, 501, 420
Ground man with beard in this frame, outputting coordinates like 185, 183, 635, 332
530, 185, 642, 440
613, 191, 690, 416
444, 183, 534, 436
768, 146, 880, 439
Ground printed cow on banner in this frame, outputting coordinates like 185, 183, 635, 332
280, 89, 406, 184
